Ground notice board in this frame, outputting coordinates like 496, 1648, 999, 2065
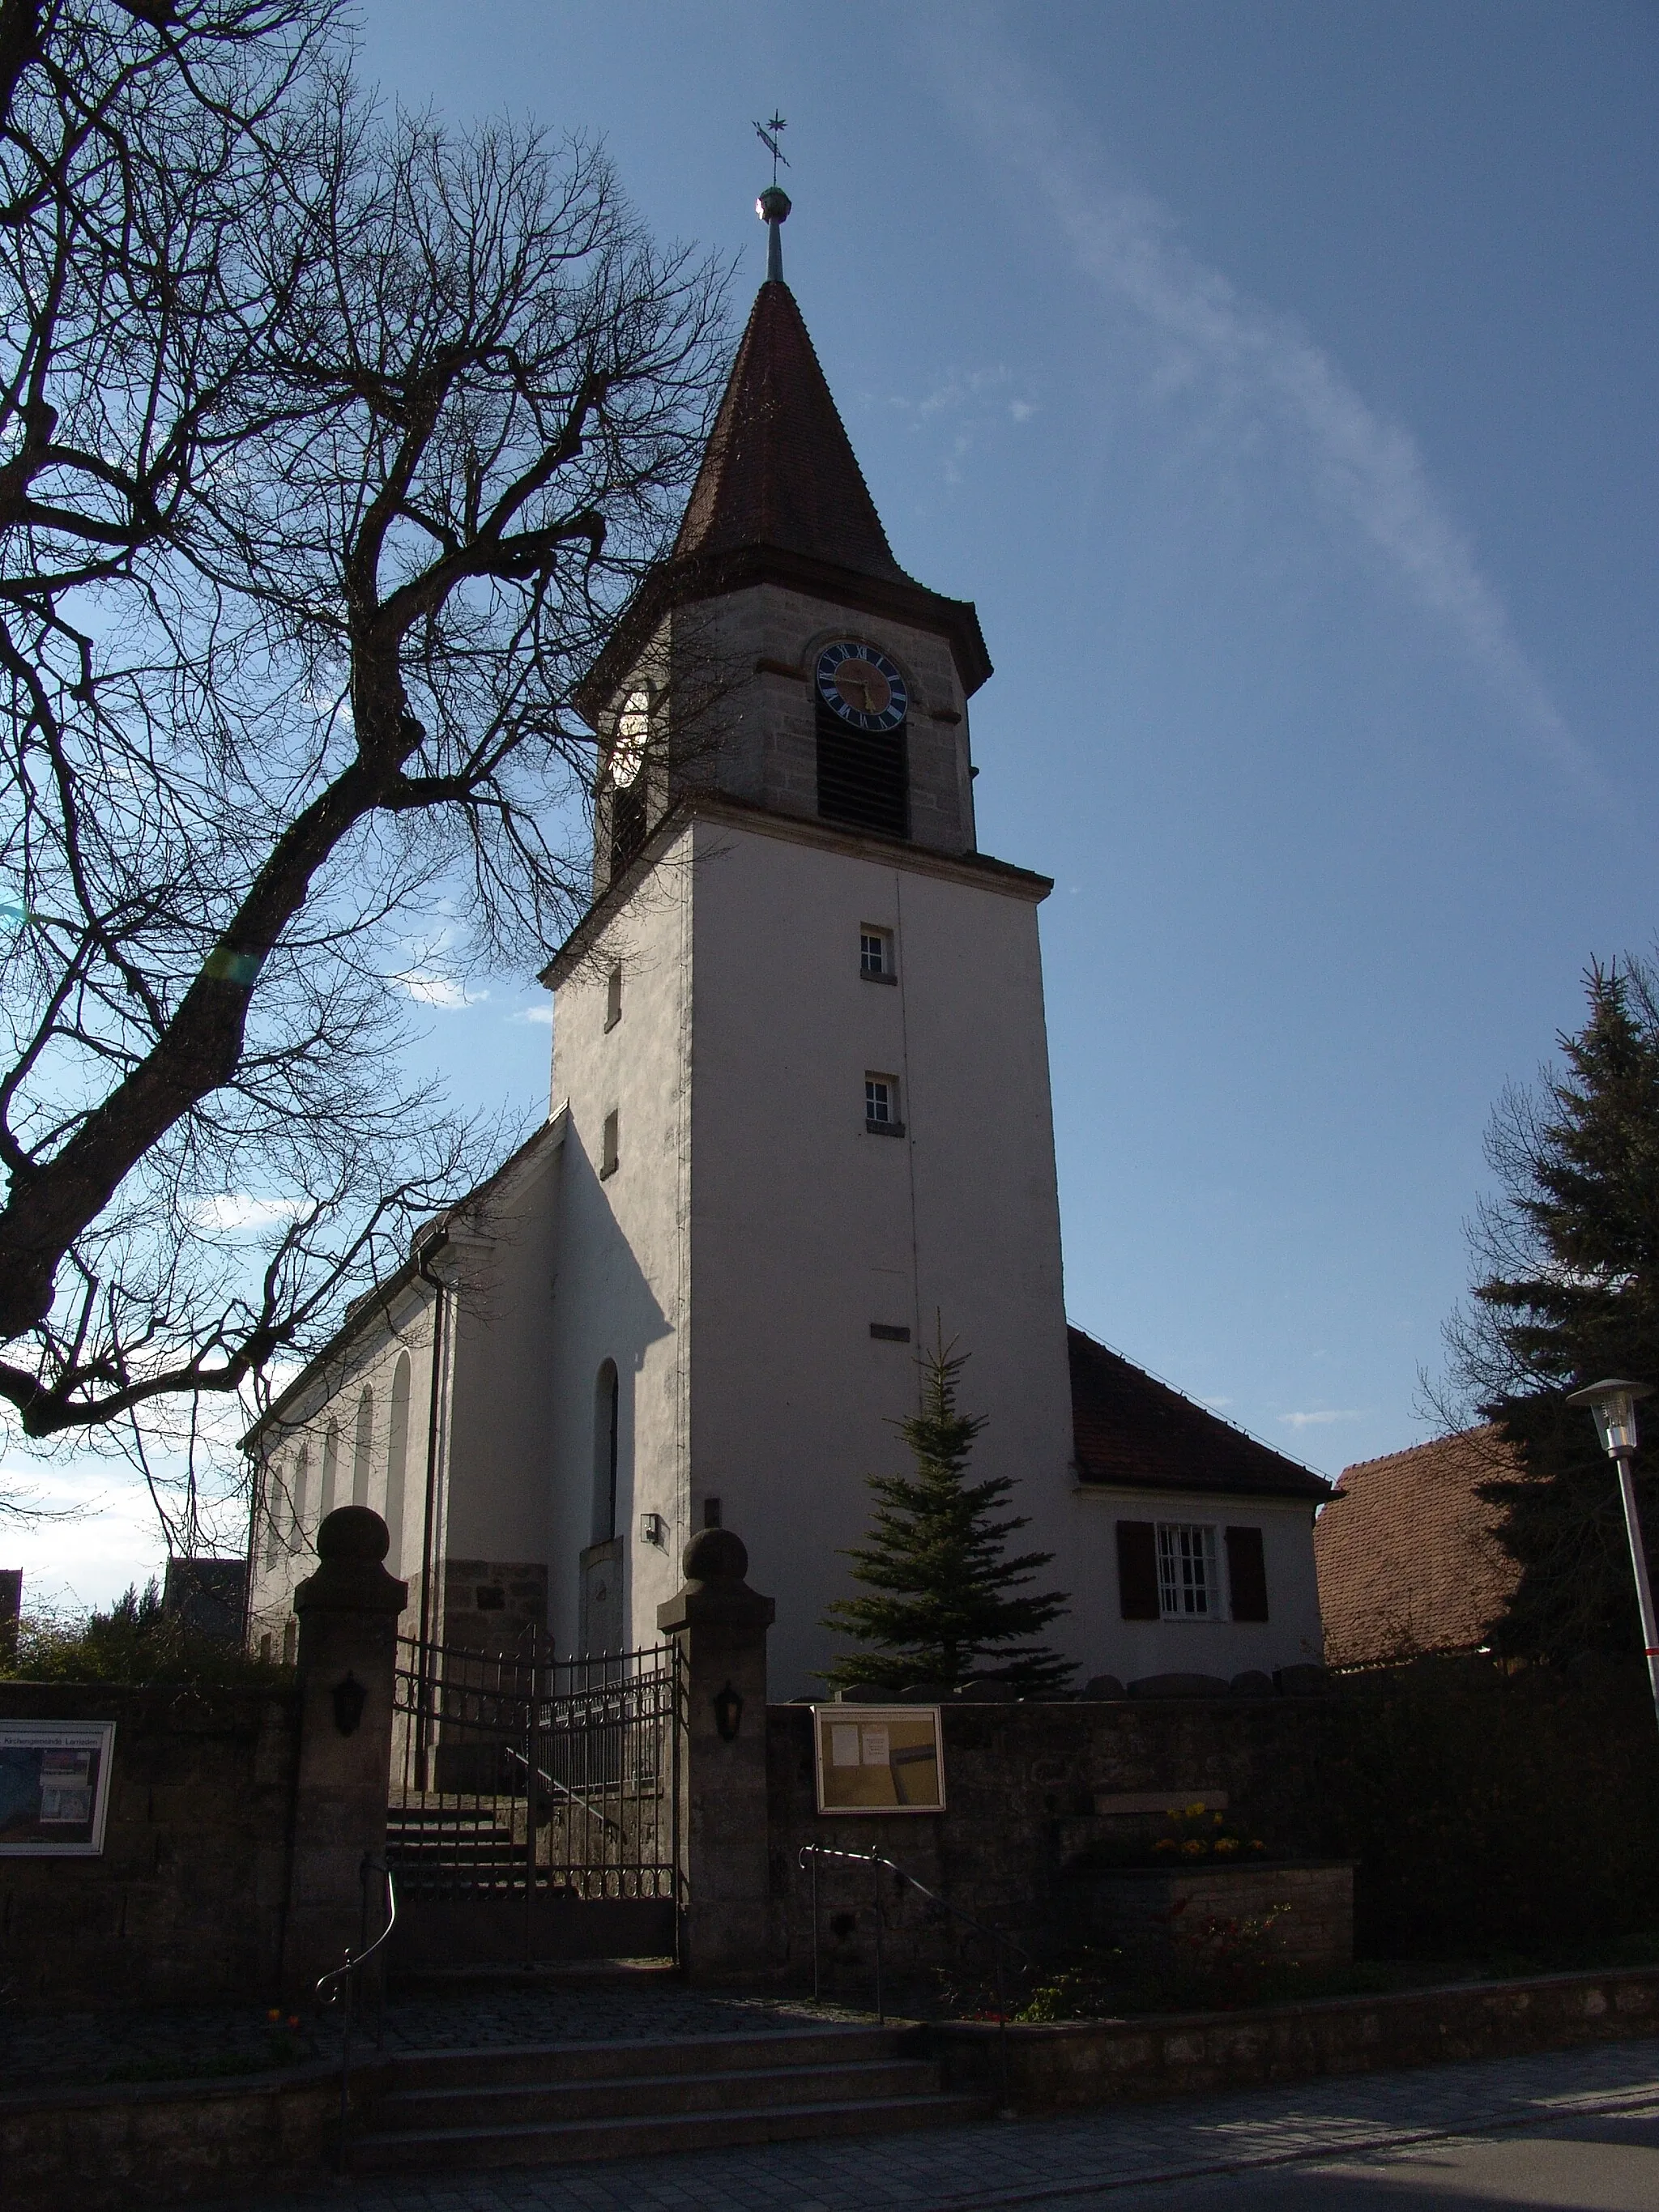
812, 1705, 944, 1813
0, 1720, 115, 1854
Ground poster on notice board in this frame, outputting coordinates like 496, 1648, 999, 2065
812, 1706, 944, 1813
0, 1720, 115, 1854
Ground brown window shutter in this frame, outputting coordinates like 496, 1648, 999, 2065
1116, 1520, 1159, 1620
1225, 1526, 1269, 1621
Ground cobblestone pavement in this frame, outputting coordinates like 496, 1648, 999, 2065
198, 2035, 1659, 2212
0, 1969, 872, 2088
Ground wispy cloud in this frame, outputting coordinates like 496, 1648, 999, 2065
394, 968, 484, 1009
1279, 1408, 1371, 1431
882, 364, 1038, 484
186, 1193, 303, 1235
510, 1003, 554, 1026
923, 14, 1595, 789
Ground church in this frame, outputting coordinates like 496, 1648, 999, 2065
245, 189, 1330, 1700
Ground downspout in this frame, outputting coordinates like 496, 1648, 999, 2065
413, 1227, 450, 1788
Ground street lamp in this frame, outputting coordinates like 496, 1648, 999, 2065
1565, 1377, 1659, 1733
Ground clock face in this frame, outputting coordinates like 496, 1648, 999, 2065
816, 641, 908, 732
612, 690, 649, 788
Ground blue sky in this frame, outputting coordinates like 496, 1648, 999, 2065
9, 2, 1656, 1607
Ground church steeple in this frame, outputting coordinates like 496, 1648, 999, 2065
581, 185, 991, 721
672, 277, 907, 585
577, 182, 992, 891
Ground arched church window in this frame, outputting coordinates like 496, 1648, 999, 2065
262, 1459, 283, 1570
291, 1444, 309, 1553
593, 1360, 620, 1545
320, 1421, 339, 1521
386, 1353, 411, 1575
352, 1387, 373, 1507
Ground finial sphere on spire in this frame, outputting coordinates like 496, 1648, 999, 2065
757, 184, 791, 284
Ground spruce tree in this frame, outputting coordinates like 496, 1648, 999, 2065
821, 1336, 1073, 1695
1445, 961, 1659, 1659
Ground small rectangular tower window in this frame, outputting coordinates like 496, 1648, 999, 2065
600, 1108, 620, 1179
860, 928, 896, 982
864, 1076, 904, 1136
604, 964, 622, 1031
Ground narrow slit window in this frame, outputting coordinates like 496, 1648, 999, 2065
600, 1108, 620, 1179
604, 964, 622, 1031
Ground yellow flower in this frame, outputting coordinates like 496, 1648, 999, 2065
1181, 1839, 1205, 1857
1213, 1836, 1239, 1854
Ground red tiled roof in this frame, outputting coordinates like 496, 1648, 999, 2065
1315, 1426, 1525, 1668
1068, 1326, 1332, 1502
672, 281, 907, 579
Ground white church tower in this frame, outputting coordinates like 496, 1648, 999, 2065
245, 185, 1330, 1701
543, 185, 1076, 1694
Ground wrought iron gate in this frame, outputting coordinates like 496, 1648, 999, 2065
386, 1632, 682, 1964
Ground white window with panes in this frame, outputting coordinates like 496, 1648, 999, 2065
1157, 1522, 1219, 1619
859, 927, 894, 979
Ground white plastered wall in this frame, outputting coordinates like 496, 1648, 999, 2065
441, 1128, 565, 1586
245, 1276, 439, 1650
544, 838, 693, 1656
1068, 1485, 1327, 1681
682, 812, 1082, 1698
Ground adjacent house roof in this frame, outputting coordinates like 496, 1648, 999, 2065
1067, 1325, 1333, 1503
1315, 1425, 1524, 1668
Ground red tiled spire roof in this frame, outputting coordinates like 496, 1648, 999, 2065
672, 280, 908, 582
576, 273, 992, 719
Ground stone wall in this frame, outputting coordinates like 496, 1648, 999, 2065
0, 1682, 300, 2006
765, 1694, 1341, 1984
936, 1963, 1659, 2110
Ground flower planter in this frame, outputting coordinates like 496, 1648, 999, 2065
1067, 1859, 1354, 1971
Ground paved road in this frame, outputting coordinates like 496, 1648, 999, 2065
1094, 2110, 1659, 2210
220, 2037, 1659, 2212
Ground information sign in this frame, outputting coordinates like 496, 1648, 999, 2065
0, 1720, 116, 1855
812, 1704, 945, 1813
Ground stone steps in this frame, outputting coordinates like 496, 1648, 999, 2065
348, 2024, 987, 2174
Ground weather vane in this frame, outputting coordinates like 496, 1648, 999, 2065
753, 113, 789, 185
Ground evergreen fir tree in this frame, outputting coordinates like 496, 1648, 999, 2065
821, 1335, 1073, 1695
1445, 961, 1659, 1659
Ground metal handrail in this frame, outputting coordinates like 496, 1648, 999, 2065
501, 1741, 625, 1839
316, 1856, 396, 2167
798, 1843, 1029, 2115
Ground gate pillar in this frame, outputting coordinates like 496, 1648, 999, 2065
282, 1506, 407, 1997
657, 1528, 776, 1979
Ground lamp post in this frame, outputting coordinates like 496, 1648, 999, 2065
1565, 1377, 1659, 1735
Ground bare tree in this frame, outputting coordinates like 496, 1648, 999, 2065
0, 4, 727, 1535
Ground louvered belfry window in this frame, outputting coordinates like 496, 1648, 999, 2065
817, 697, 909, 839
